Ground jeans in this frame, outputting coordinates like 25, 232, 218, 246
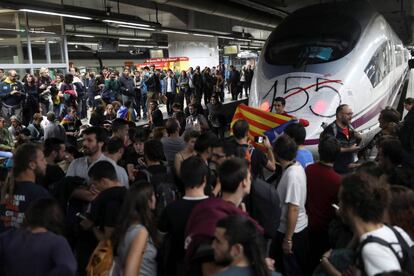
270, 228, 310, 276
141, 93, 148, 118
166, 92, 175, 115
135, 89, 142, 118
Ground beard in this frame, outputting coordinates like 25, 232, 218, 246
83, 145, 99, 156
214, 252, 233, 267
34, 165, 46, 178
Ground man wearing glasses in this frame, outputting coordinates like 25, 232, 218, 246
0, 70, 26, 121
320, 104, 362, 174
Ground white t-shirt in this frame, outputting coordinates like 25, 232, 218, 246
166, 77, 172, 93
66, 154, 129, 188
277, 162, 308, 233
360, 225, 413, 276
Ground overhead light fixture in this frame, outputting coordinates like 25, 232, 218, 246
119, 37, 147, 41
118, 25, 155, 31
74, 34, 95, 38
252, 40, 265, 43
218, 36, 235, 40
20, 9, 92, 20
0, 28, 24, 33
68, 42, 98, 46
29, 30, 56, 34
158, 46, 168, 49
119, 44, 153, 48
102, 20, 150, 28
162, 30, 189, 35
237, 38, 251, 42
193, 33, 214, 38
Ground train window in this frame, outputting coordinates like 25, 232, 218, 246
265, 13, 361, 66
364, 41, 392, 88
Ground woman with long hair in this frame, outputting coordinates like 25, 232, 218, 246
178, 70, 189, 107
22, 73, 39, 125
0, 198, 76, 275
112, 181, 158, 276
104, 104, 117, 121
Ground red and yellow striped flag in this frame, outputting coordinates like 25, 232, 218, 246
231, 104, 292, 141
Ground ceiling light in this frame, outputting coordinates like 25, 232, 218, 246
193, 33, 214, 38
118, 25, 155, 31
237, 38, 251, 42
20, 9, 92, 20
119, 44, 153, 48
218, 36, 235, 40
75, 34, 95, 38
0, 28, 24, 32
158, 46, 168, 49
102, 20, 150, 28
119, 37, 147, 41
162, 30, 189, 35
68, 42, 98, 46
30, 30, 56, 34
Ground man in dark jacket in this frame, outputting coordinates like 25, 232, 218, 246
229, 65, 240, 101
119, 68, 135, 105
193, 67, 203, 105
400, 97, 414, 154
320, 104, 361, 174
0, 70, 26, 121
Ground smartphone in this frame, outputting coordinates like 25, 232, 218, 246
254, 136, 264, 144
76, 212, 88, 220
332, 203, 340, 210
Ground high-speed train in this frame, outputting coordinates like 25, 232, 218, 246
249, 2, 410, 150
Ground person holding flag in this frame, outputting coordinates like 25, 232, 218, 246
273, 97, 309, 127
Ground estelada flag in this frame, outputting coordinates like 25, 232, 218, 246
231, 104, 293, 144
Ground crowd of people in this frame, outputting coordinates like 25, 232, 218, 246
0, 62, 413, 276
0, 64, 253, 126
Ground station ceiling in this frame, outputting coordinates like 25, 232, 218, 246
1, 0, 413, 46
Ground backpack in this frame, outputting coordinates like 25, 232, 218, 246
356, 225, 414, 275
141, 167, 178, 216
86, 239, 114, 276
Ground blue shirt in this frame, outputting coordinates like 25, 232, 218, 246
296, 148, 314, 169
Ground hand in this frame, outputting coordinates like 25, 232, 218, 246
265, 257, 275, 271
348, 163, 361, 170
80, 218, 94, 230
321, 249, 332, 261
10, 90, 18, 95
137, 157, 146, 167
282, 238, 293, 254
349, 144, 360, 153
263, 136, 272, 149
40, 84, 46, 89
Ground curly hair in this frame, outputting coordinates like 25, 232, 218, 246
340, 174, 390, 223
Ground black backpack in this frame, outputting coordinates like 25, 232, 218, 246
140, 167, 178, 216
356, 225, 414, 275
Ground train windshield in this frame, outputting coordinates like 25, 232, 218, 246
265, 14, 361, 66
